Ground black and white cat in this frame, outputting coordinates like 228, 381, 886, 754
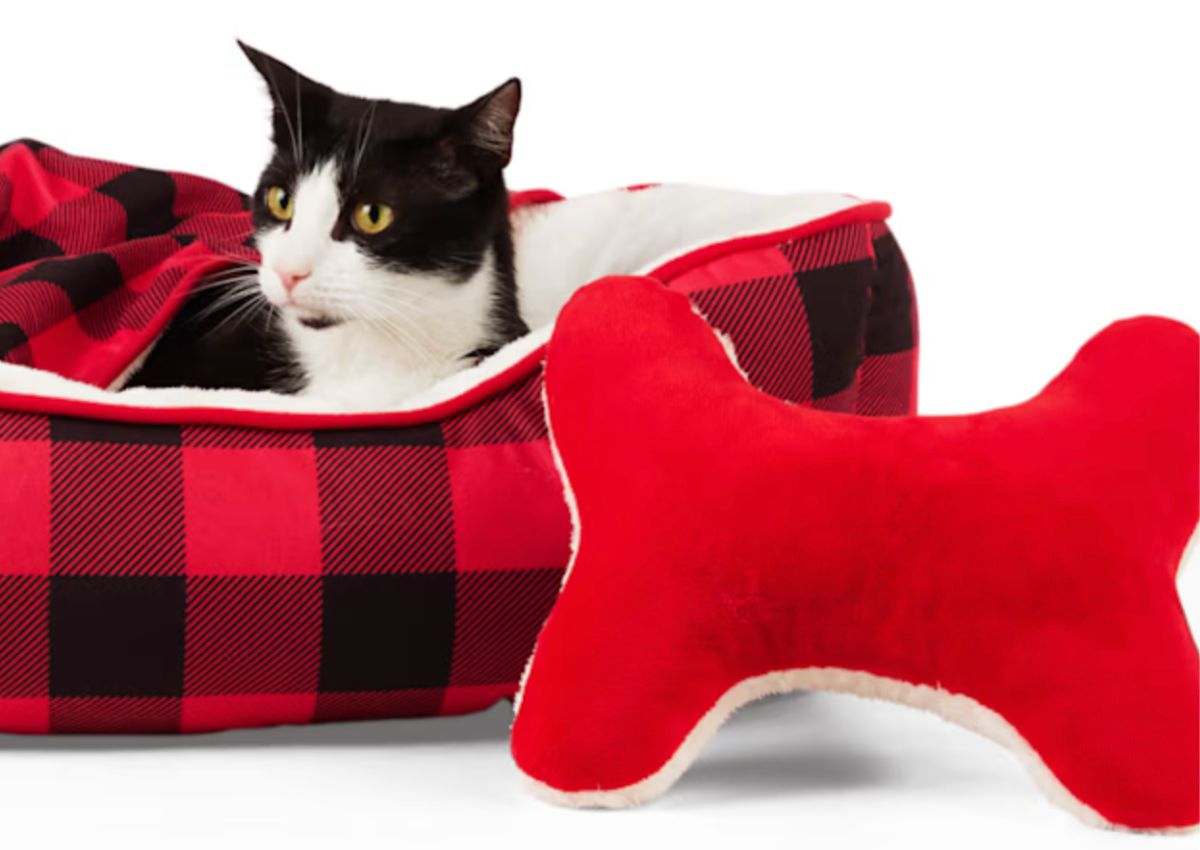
123, 44, 860, 408
130, 42, 526, 403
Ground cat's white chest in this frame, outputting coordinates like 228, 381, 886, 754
287, 316, 476, 407
275, 248, 500, 406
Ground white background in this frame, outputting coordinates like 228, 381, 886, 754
1, 1, 1197, 848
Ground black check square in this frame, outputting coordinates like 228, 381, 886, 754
50, 415, 182, 446
795, 260, 873, 398
314, 422, 442, 448
319, 573, 456, 692
50, 576, 186, 697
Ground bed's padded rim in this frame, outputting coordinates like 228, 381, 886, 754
0, 202, 892, 429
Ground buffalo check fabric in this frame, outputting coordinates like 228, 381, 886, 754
0, 142, 917, 732
0, 139, 256, 388
0, 378, 570, 733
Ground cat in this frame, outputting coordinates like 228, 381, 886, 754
128, 42, 526, 403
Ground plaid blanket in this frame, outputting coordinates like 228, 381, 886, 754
0, 141, 917, 733
0, 139, 256, 387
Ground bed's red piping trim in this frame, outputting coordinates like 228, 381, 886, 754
0, 201, 891, 430
647, 201, 890, 282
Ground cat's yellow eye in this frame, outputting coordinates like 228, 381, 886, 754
352, 202, 394, 235
265, 186, 294, 221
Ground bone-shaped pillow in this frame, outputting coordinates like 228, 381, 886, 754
510, 276, 1199, 831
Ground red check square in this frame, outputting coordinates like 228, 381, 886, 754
0, 440, 50, 575
2, 144, 90, 229
183, 447, 322, 576
447, 442, 571, 572
181, 694, 317, 732
441, 684, 514, 716
0, 697, 49, 733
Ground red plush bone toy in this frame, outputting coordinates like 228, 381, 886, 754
511, 277, 1199, 831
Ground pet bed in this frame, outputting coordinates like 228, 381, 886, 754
0, 140, 916, 733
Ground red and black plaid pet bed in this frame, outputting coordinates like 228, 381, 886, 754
0, 140, 917, 733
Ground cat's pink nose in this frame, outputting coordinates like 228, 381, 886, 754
276, 269, 311, 294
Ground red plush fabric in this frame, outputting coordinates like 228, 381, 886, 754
512, 277, 1199, 831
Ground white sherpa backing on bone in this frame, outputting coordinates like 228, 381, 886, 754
516, 667, 1128, 831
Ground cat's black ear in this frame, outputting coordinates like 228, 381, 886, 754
456, 78, 522, 168
237, 41, 331, 151
238, 41, 319, 93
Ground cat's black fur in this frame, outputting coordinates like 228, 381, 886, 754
126, 282, 299, 391
127, 42, 524, 391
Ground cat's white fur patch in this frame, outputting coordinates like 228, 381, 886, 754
286, 252, 499, 404
256, 159, 345, 310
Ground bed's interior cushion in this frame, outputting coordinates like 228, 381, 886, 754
513, 185, 866, 330
510, 276, 1199, 831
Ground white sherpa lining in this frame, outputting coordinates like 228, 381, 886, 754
0, 185, 865, 415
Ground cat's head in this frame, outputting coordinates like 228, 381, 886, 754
239, 42, 521, 344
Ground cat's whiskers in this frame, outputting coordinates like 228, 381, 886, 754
365, 298, 446, 342
206, 288, 276, 338
189, 276, 262, 298
307, 282, 445, 354
260, 62, 301, 166
189, 269, 262, 294
350, 102, 377, 183
358, 290, 443, 319
367, 310, 441, 357
314, 280, 446, 350
206, 253, 260, 265
293, 74, 305, 164
192, 294, 263, 331
353, 303, 448, 368
148, 252, 257, 276
314, 274, 444, 313
191, 278, 269, 327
